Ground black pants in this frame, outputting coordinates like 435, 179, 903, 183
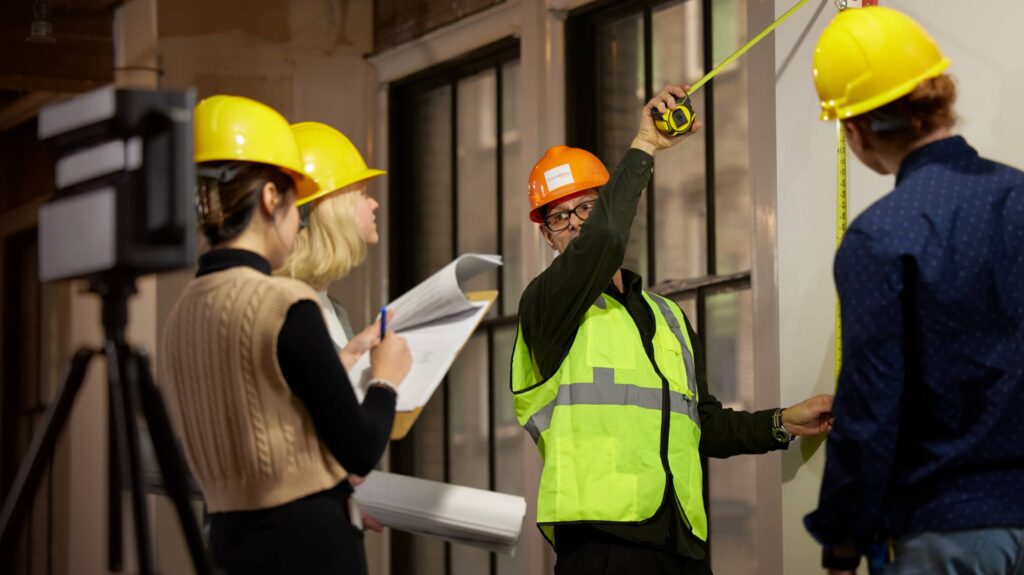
209, 483, 366, 575
554, 526, 712, 575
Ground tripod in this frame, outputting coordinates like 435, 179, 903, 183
0, 274, 213, 574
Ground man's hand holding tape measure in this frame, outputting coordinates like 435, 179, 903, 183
632, 0, 811, 152
632, 84, 702, 156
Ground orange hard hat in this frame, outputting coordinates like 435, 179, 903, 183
528, 145, 610, 223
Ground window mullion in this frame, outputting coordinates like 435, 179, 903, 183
445, 77, 457, 575
495, 64, 505, 316
643, 6, 656, 285
702, 0, 717, 277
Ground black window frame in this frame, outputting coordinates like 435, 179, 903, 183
1, 227, 54, 575
565, 0, 753, 348
386, 37, 522, 575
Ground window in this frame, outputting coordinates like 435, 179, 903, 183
568, 0, 759, 572
387, 38, 530, 575
1, 228, 59, 575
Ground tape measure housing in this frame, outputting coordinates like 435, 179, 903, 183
651, 94, 696, 137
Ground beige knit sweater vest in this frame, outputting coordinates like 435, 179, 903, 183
159, 266, 347, 512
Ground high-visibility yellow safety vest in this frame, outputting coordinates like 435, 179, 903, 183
511, 290, 707, 544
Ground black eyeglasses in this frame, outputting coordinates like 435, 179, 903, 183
544, 199, 597, 232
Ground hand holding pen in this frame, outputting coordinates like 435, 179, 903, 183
339, 308, 393, 371
370, 306, 412, 387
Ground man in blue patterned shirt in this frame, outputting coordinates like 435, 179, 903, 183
803, 7, 1024, 574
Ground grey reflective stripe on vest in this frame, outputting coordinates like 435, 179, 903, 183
524, 368, 700, 443
647, 293, 698, 398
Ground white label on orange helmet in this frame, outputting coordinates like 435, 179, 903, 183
544, 164, 575, 192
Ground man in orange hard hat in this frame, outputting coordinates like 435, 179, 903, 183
510, 85, 835, 574
805, 7, 1024, 574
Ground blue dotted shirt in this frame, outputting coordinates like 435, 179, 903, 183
805, 136, 1024, 551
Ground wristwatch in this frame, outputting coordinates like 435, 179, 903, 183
772, 408, 794, 443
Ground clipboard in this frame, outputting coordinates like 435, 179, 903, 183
390, 290, 497, 439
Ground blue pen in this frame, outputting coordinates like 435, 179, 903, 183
379, 306, 388, 340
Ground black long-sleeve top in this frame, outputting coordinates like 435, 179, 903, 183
196, 248, 395, 477
518, 148, 786, 557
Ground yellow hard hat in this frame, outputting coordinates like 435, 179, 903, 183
813, 7, 950, 121
194, 95, 319, 201
290, 122, 386, 207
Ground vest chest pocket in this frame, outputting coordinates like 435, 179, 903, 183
657, 329, 691, 398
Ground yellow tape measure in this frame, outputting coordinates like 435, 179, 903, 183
835, 123, 848, 381
834, 1, 875, 382
652, 0, 810, 137
652, 93, 696, 136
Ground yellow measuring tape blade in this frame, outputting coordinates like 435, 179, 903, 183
834, 1, 873, 384
688, 0, 810, 94
677, 0, 847, 382
835, 122, 848, 381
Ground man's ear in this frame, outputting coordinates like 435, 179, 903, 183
259, 182, 280, 217
539, 225, 558, 252
844, 119, 870, 152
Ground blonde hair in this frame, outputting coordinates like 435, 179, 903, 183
278, 186, 367, 289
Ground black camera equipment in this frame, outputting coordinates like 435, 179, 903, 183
0, 86, 213, 574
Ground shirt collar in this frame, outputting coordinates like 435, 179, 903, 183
196, 248, 272, 277
896, 136, 977, 186
605, 268, 645, 298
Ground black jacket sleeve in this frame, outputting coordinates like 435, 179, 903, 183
686, 314, 787, 458
519, 148, 654, 378
277, 300, 395, 475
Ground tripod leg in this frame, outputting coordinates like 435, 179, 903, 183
109, 389, 124, 571
106, 340, 156, 574
132, 350, 215, 575
0, 348, 95, 554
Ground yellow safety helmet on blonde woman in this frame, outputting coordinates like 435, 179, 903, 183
193, 95, 319, 201
813, 7, 950, 121
290, 122, 386, 207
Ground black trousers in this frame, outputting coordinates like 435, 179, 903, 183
554, 526, 712, 575
209, 483, 366, 575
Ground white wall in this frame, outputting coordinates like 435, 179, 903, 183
772, 1, 1024, 573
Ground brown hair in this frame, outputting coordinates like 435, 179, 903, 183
854, 74, 957, 149
196, 162, 295, 246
